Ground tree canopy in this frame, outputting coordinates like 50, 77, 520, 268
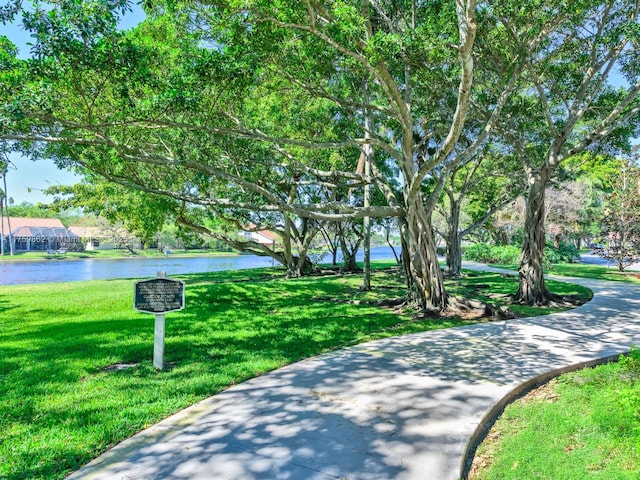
1, 0, 639, 309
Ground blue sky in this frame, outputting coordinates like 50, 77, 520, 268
3, 2, 145, 205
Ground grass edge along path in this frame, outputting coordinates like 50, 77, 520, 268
464, 262, 639, 479
0, 263, 590, 480
468, 348, 640, 480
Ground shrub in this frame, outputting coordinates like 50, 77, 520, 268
609, 347, 640, 441
464, 242, 581, 266
545, 242, 580, 264
463, 243, 521, 264
463, 243, 493, 263
620, 346, 640, 374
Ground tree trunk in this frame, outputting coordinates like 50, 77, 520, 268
403, 194, 447, 312
320, 226, 339, 265
446, 200, 463, 276
340, 235, 361, 273
361, 101, 373, 290
0, 196, 4, 256
517, 173, 553, 305
385, 225, 401, 264
3, 173, 13, 256
399, 218, 413, 290
282, 214, 295, 276
287, 217, 323, 278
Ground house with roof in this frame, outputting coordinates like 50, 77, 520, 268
67, 225, 103, 250
1, 217, 82, 252
238, 226, 281, 246
248, 229, 280, 245
67, 225, 142, 251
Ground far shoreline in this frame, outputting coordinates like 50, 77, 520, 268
0, 249, 241, 263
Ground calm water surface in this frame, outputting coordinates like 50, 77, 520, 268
0, 246, 398, 286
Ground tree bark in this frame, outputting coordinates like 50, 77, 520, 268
446, 200, 463, 276
517, 172, 553, 305
404, 193, 447, 311
0, 196, 4, 256
339, 234, 362, 273
385, 224, 401, 264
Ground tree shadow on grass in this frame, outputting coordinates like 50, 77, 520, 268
5, 273, 640, 480
67, 278, 640, 480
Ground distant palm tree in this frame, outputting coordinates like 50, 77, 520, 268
0, 152, 14, 255
0, 185, 4, 256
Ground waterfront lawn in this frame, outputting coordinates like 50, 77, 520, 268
0, 248, 236, 262
469, 349, 640, 479
0, 265, 590, 479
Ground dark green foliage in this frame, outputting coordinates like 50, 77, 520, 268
464, 242, 580, 266
594, 161, 640, 271
463, 243, 521, 264
545, 242, 580, 265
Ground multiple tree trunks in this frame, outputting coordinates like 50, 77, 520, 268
516, 173, 553, 305
404, 195, 448, 312
3, 1, 638, 311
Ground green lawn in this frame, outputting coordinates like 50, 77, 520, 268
0, 264, 592, 479
469, 349, 640, 479
495, 261, 640, 284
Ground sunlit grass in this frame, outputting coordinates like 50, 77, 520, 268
494, 261, 640, 284
0, 264, 591, 479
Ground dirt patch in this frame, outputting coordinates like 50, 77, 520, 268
518, 378, 559, 404
101, 362, 139, 372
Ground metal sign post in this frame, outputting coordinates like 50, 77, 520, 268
153, 313, 166, 370
134, 271, 185, 370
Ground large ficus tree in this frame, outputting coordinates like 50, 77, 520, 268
0, 0, 480, 312
6, 0, 634, 311
491, 0, 640, 304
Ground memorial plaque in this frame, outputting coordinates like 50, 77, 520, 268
134, 277, 185, 313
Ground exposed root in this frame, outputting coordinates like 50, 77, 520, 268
548, 294, 586, 307
509, 292, 586, 308
445, 296, 516, 320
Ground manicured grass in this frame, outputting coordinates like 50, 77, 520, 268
546, 262, 640, 284
0, 264, 590, 479
495, 261, 640, 284
469, 349, 640, 479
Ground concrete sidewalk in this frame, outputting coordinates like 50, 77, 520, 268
67, 267, 640, 480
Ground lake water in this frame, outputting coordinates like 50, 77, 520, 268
0, 246, 400, 286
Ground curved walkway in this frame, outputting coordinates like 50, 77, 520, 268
67, 265, 640, 480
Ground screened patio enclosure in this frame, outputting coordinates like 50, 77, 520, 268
1, 218, 82, 252
8, 226, 82, 252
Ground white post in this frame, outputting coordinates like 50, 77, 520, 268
153, 313, 166, 370
153, 271, 167, 370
